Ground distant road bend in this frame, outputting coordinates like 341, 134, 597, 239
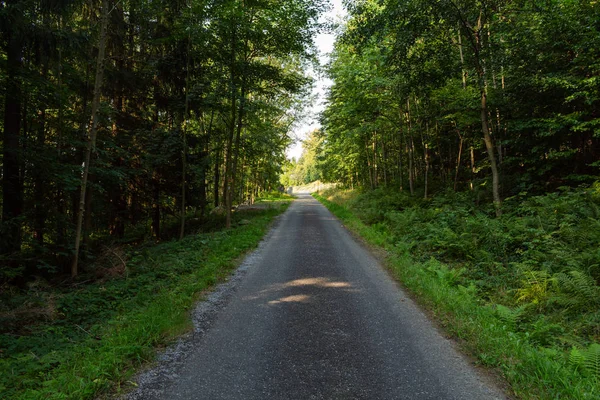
128, 194, 506, 400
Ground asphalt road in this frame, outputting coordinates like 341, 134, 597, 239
129, 194, 506, 400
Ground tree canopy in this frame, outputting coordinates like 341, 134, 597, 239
0, 0, 328, 278
315, 0, 600, 208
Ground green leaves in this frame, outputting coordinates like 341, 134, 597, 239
570, 344, 600, 379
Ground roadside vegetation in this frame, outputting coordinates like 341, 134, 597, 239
304, 1, 600, 398
315, 187, 599, 399
0, 196, 290, 400
1, 0, 321, 396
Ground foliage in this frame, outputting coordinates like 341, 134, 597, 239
0, 0, 326, 279
318, 0, 600, 208
0, 202, 290, 399
315, 187, 600, 399
570, 344, 600, 379
280, 130, 324, 186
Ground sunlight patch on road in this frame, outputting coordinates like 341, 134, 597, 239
244, 277, 356, 303
268, 294, 311, 305
284, 277, 352, 289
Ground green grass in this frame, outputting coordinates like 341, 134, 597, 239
314, 189, 599, 399
0, 201, 290, 400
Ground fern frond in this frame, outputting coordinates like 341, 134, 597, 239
551, 270, 600, 310
583, 344, 600, 378
495, 304, 526, 330
559, 335, 587, 349
569, 347, 585, 369
515, 270, 550, 306
569, 343, 600, 378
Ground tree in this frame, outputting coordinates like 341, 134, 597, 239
317, 0, 600, 212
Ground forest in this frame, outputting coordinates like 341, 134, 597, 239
2, 0, 600, 397
1, 0, 322, 397
0, 0, 325, 278
314, 0, 599, 199
302, 0, 600, 397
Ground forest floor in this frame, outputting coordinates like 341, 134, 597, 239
314, 187, 600, 400
0, 195, 291, 400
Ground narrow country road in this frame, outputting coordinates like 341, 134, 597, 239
128, 194, 506, 400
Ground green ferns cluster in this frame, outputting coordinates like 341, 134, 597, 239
322, 185, 600, 386
570, 344, 600, 379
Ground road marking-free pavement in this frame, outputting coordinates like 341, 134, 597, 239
127, 194, 507, 400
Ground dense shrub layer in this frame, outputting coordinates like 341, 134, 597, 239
0, 200, 289, 399
316, 187, 600, 399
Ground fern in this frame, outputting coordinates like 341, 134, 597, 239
495, 304, 527, 330
550, 270, 600, 311
426, 260, 465, 287
528, 317, 564, 346
569, 343, 600, 378
515, 270, 551, 306
570, 347, 585, 369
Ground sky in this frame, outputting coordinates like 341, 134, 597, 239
285, 0, 346, 161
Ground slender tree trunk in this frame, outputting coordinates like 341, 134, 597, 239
230, 77, 247, 221
423, 123, 429, 200
179, 39, 191, 239
372, 135, 378, 188
398, 126, 404, 191
475, 23, 501, 214
406, 100, 414, 196
1, 30, 24, 255
198, 111, 213, 218
382, 139, 388, 186
224, 20, 237, 228
34, 107, 47, 246
458, 27, 467, 89
83, 173, 94, 247
458, 8, 501, 215
365, 140, 374, 190
480, 88, 502, 216
72, 0, 110, 277
151, 172, 161, 239
55, 41, 67, 259
470, 146, 475, 191
214, 147, 221, 208
454, 130, 463, 192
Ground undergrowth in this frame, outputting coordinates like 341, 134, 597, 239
0, 200, 290, 399
314, 186, 600, 399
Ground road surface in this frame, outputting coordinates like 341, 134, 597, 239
128, 194, 506, 400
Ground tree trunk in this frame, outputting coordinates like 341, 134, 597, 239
480, 88, 502, 216
1, 31, 24, 255
151, 172, 161, 239
458, 8, 502, 215
72, 0, 110, 277
83, 171, 94, 249
374, 134, 379, 187
458, 27, 467, 89
398, 127, 403, 191
470, 146, 475, 191
34, 108, 47, 246
214, 147, 221, 208
422, 124, 429, 200
230, 78, 247, 222
365, 140, 374, 190
180, 36, 191, 240
224, 21, 237, 228
406, 100, 414, 196
454, 130, 463, 192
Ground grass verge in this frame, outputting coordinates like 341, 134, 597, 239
313, 191, 598, 400
0, 200, 290, 400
